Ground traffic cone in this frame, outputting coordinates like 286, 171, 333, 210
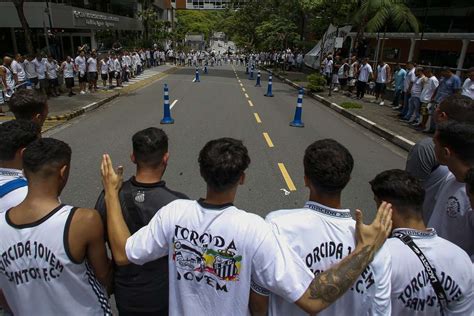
245, 64, 249, 74
160, 84, 174, 124
249, 65, 254, 80
195, 68, 200, 82
255, 71, 261, 87
290, 89, 305, 127
264, 72, 274, 97
204, 65, 208, 74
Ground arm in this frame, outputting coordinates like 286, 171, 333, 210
249, 289, 269, 316
295, 203, 392, 314
0, 290, 11, 313
100, 154, 130, 266
386, 65, 391, 82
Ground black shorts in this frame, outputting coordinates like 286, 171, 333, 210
88, 72, 98, 81
339, 78, 348, 86
78, 73, 88, 83
108, 71, 115, 79
39, 78, 48, 90
375, 82, 386, 93
101, 73, 108, 81
29, 77, 39, 86
65, 77, 74, 88
48, 78, 59, 87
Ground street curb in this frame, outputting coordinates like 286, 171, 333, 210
46, 67, 176, 123
260, 67, 415, 152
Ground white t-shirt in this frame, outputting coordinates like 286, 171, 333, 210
62, 61, 75, 78
74, 56, 86, 74
33, 58, 47, 79
404, 68, 416, 93
427, 172, 474, 261
107, 59, 115, 72
376, 64, 388, 83
411, 76, 426, 97
420, 76, 439, 103
45, 60, 58, 79
87, 57, 97, 73
11, 60, 26, 82
324, 60, 333, 74
387, 228, 473, 315
23, 60, 37, 79
461, 78, 474, 100
258, 201, 391, 316
0, 168, 27, 212
124, 199, 314, 316
100, 60, 108, 74
358, 64, 373, 82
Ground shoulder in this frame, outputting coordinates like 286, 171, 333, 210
265, 208, 307, 224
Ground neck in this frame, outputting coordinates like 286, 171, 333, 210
0, 160, 22, 171
309, 190, 342, 209
23, 179, 60, 207
393, 217, 427, 231
204, 187, 237, 205
135, 166, 164, 184
449, 162, 470, 183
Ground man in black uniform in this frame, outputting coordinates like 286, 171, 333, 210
95, 127, 187, 315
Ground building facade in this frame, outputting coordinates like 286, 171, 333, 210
170, 0, 243, 10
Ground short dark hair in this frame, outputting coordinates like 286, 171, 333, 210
465, 169, 474, 195
23, 138, 72, 178
436, 121, 474, 165
304, 139, 354, 193
370, 169, 425, 215
198, 138, 250, 192
132, 127, 168, 167
438, 95, 474, 123
8, 90, 48, 121
0, 120, 40, 161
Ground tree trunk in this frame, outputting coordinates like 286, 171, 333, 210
13, 0, 34, 55
379, 26, 387, 62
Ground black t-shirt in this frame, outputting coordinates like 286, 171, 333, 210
95, 177, 188, 313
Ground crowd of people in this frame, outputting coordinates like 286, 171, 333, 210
0, 46, 171, 116
0, 88, 473, 315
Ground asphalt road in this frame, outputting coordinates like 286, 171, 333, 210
45, 64, 406, 220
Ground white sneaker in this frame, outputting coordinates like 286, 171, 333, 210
333, 87, 339, 92
379, 101, 385, 106
80, 90, 85, 95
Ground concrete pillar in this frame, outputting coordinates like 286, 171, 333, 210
408, 38, 416, 62
70, 34, 74, 56
456, 39, 469, 76
348, 35, 355, 58
91, 30, 97, 50
11, 28, 18, 54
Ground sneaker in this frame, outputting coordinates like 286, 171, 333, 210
333, 87, 339, 92
392, 105, 402, 110
379, 101, 385, 106
80, 90, 85, 95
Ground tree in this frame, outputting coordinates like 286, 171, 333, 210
12, 0, 34, 54
353, 0, 419, 58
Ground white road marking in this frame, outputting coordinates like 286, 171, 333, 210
170, 99, 178, 109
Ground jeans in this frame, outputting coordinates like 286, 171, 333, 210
393, 89, 402, 107
404, 96, 421, 121
401, 92, 411, 117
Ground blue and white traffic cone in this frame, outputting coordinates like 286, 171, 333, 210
264, 72, 274, 97
249, 65, 254, 80
255, 71, 261, 87
245, 64, 249, 74
160, 84, 174, 124
204, 65, 208, 74
290, 89, 305, 127
195, 68, 200, 82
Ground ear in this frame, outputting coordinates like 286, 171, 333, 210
162, 152, 170, 166
19, 147, 27, 159
443, 146, 452, 159
59, 164, 69, 180
239, 173, 246, 185
131, 153, 136, 164
304, 175, 310, 188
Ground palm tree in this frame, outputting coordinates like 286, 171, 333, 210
353, 0, 419, 59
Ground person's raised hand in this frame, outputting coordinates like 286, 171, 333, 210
100, 154, 123, 194
354, 202, 393, 260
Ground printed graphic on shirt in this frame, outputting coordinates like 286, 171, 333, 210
397, 269, 464, 312
305, 241, 374, 294
446, 196, 461, 218
0, 240, 64, 285
172, 225, 242, 292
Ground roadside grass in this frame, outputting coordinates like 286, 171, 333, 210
340, 101, 363, 109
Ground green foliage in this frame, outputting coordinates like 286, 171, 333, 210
340, 102, 363, 109
175, 11, 231, 42
255, 14, 299, 51
307, 73, 326, 92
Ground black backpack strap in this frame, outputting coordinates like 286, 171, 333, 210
120, 182, 145, 233
393, 232, 448, 315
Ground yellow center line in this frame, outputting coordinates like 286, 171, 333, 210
263, 132, 274, 148
240, 83, 243, 87
242, 87, 246, 92
278, 163, 297, 191
245, 93, 249, 99
254, 113, 262, 123
248, 100, 254, 107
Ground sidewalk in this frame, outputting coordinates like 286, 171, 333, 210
0, 64, 176, 131
265, 68, 425, 151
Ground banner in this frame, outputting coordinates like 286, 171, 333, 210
304, 25, 352, 69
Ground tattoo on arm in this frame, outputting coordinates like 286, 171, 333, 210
309, 246, 373, 303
